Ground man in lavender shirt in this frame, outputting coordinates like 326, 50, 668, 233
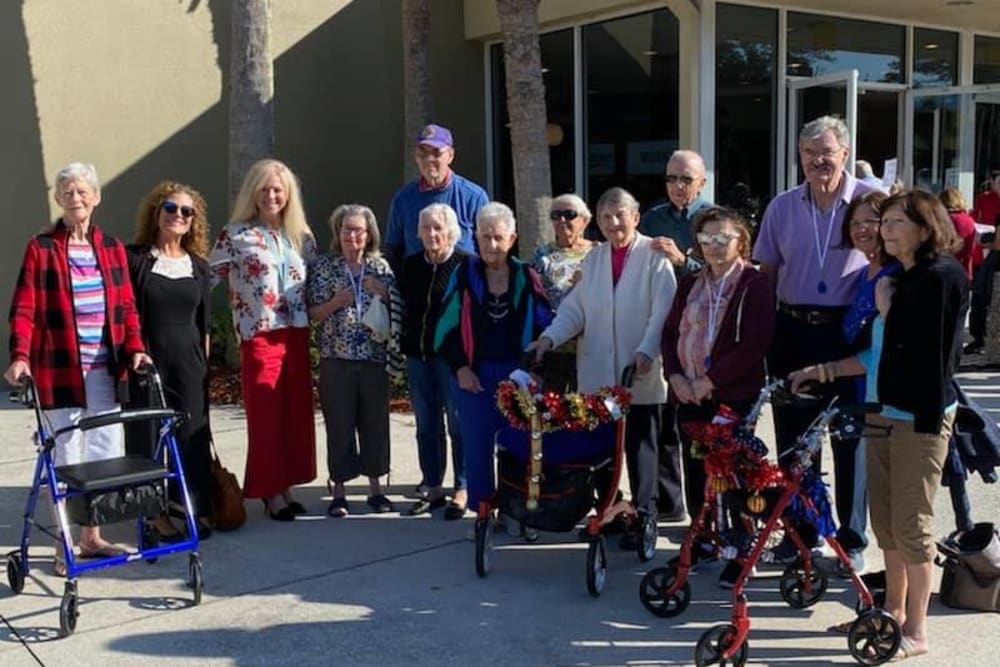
753, 115, 876, 568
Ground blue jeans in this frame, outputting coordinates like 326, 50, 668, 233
451, 360, 517, 511
407, 356, 465, 490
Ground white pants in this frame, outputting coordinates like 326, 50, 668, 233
43, 369, 124, 467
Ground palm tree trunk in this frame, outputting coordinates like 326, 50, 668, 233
496, 0, 553, 258
229, 0, 274, 203
402, 0, 433, 182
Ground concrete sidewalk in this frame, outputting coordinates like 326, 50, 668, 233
1, 373, 998, 666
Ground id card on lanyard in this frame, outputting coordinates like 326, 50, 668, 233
264, 228, 290, 294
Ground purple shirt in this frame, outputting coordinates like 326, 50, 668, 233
752, 171, 874, 306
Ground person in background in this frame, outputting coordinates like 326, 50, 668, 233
939, 187, 982, 282
963, 171, 1000, 355
210, 158, 317, 522
855, 159, 885, 191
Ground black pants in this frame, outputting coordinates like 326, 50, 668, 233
656, 402, 684, 516
624, 403, 662, 515
319, 359, 390, 483
969, 250, 1000, 344
769, 308, 867, 552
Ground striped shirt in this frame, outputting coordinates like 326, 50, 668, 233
68, 240, 108, 369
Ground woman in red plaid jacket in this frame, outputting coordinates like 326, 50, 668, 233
5, 162, 151, 574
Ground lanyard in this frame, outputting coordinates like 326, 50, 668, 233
705, 262, 738, 357
810, 194, 840, 293
263, 228, 289, 293
345, 261, 366, 319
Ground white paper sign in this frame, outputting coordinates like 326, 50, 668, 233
881, 158, 897, 188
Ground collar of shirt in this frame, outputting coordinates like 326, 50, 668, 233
418, 169, 454, 193
798, 170, 860, 210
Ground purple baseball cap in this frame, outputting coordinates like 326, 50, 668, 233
417, 123, 453, 149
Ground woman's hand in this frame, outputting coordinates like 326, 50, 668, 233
690, 376, 714, 403
669, 373, 695, 404
526, 337, 553, 364
875, 276, 895, 317
131, 352, 154, 371
634, 352, 653, 375
787, 366, 819, 393
3, 360, 31, 385
456, 366, 483, 393
362, 276, 387, 298
331, 287, 355, 311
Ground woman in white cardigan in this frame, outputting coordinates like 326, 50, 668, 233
529, 187, 677, 547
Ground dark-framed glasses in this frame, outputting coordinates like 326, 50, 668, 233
161, 201, 196, 218
665, 174, 698, 186
550, 209, 579, 222
696, 231, 739, 246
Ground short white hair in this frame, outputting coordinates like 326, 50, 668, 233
799, 115, 850, 148
667, 150, 706, 176
550, 193, 592, 221
855, 159, 875, 178
55, 162, 100, 193
476, 201, 516, 235
419, 203, 461, 246
595, 187, 639, 215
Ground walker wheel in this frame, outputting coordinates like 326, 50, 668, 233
779, 562, 828, 608
694, 623, 748, 666
638, 566, 690, 617
140, 523, 160, 564
586, 536, 607, 597
188, 554, 204, 606
6, 551, 25, 594
59, 581, 78, 637
474, 517, 494, 578
637, 513, 657, 562
848, 608, 902, 665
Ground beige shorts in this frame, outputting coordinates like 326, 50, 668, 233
866, 412, 953, 564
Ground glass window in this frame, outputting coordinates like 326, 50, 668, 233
490, 29, 575, 208
912, 95, 959, 194
716, 3, 776, 222
786, 13, 905, 83
583, 9, 679, 214
974, 35, 1000, 84
913, 28, 958, 88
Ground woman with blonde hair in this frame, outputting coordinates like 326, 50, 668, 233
210, 159, 317, 521
127, 181, 214, 540
939, 187, 981, 282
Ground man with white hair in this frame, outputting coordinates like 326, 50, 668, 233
855, 159, 884, 190
753, 115, 877, 571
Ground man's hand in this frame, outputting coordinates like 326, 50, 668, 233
3, 360, 31, 385
131, 352, 154, 371
650, 236, 686, 266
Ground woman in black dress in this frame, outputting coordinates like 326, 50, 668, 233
127, 181, 213, 540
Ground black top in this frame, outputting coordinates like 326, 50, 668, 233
399, 248, 470, 358
878, 254, 969, 433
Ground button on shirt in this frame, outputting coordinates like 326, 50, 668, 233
752, 172, 873, 306
638, 197, 710, 276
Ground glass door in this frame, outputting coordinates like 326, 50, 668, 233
786, 70, 858, 189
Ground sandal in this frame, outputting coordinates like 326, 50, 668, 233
53, 549, 67, 577
405, 496, 447, 516
366, 494, 394, 514
328, 497, 349, 518
78, 542, 127, 558
891, 636, 928, 662
827, 619, 854, 634
154, 514, 186, 544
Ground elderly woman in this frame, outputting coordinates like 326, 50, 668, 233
307, 204, 402, 517
531, 194, 595, 392
5, 162, 152, 574
790, 190, 967, 662
661, 206, 774, 586
400, 204, 470, 518
530, 187, 677, 548
210, 159, 317, 521
127, 181, 214, 540
434, 202, 552, 518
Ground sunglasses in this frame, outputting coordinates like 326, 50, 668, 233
696, 231, 739, 246
665, 174, 699, 186
550, 209, 579, 222
161, 201, 196, 219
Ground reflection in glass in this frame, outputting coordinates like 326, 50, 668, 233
975, 97, 1000, 185
715, 3, 776, 223
491, 29, 575, 209
786, 13, 904, 83
912, 95, 959, 194
974, 36, 1000, 84
584, 9, 679, 215
913, 28, 958, 88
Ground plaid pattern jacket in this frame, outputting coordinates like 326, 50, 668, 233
9, 221, 145, 409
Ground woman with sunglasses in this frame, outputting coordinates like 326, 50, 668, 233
127, 182, 214, 540
531, 194, 595, 391
660, 206, 774, 588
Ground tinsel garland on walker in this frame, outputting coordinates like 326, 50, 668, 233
495, 380, 631, 432
788, 470, 837, 537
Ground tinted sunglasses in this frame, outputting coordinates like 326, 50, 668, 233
161, 201, 196, 218
550, 209, 579, 222
696, 231, 739, 246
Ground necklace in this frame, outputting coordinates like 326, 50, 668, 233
809, 191, 840, 294
704, 262, 739, 368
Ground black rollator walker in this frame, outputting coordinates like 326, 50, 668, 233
4, 364, 204, 637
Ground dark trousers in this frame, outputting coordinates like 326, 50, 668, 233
657, 402, 685, 516
769, 309, 868, 552
407, 356, 464, 490
319, 358, 390, 483
625, 403, 662, 515
969, 250, 1000, 344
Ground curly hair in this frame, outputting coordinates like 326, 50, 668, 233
134, 181, 209, 258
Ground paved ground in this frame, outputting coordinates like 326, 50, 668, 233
1, 373, 998, 666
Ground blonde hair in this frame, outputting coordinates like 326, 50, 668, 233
230, 159, 313, 253
134, 181, 210, 257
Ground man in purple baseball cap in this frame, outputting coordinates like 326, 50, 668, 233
417, 123, 453, 150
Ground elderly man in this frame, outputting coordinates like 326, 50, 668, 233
639, 149, 711, 521
753, 115, 876, 570
384, 123, 488, 274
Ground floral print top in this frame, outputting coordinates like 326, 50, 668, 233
306, 253, 399, 363
209, 220, 317, 341
532, 241, 594, 309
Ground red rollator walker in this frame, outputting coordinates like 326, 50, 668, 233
638, 379, 903, 666
474, 365, 658, 596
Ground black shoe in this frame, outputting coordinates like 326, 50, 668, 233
328, 497, 349, 517
657, 508, 687, 523
286, 501, 307, 515
764, 538, 802, 565
667, 540, 718, 570
718, 560, 756, 589
964, 341, 985, 355
619, 532, 638, 551
405, 496, 447, 516
262, 501, 296, 522
443, 501, 467, 521
366, 494, 394, 513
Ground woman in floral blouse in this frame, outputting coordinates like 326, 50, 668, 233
307, 204, 402, 517
209, 159, 317, 522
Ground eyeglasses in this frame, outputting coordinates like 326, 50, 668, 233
665, 174, 699, 187
341, 227, 368, 237
849, 218, 881, 229
161, 201, 195, 218
550, 209, 579, 222
800, 147, 845, 161
696, 231, 739, 246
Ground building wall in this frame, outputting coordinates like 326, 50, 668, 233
0, 0, 484, 370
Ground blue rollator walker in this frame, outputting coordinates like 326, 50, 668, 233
4, 364, 204, 637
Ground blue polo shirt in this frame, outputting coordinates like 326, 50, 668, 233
638, 197, 711, 276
